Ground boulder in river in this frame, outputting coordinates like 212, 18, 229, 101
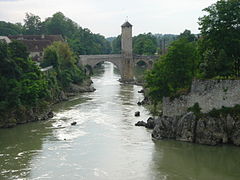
145, 117, 155, 129
71, 122, 77, 126
47, 111, 54, 118
135, 111, 140, 117
137, 101, 142, 106
135, 121, 147, 127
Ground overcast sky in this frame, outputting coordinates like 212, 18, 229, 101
0, 0, 217, 37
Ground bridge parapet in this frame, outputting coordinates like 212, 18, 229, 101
79, 54, 122, 66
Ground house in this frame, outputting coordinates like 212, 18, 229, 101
7, 35, 64, 61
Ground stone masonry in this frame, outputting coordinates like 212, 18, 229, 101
163, 79, 240, 117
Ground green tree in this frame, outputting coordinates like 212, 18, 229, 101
111, 35, 121, 54
145, 38, 197, 101
23, 13, 42, 35
0, 41, 49, 111
45, 12, 74, 37
179, 30, 197, 42
8, 40, 29, 60
41, 46, 59, 68
133, 33, 157, 55
0, 21, 23, 35
198, 0, 240, 78
41, 41, 86, 87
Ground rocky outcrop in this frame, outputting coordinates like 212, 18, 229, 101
139, 97, 150, 105
152, 112, 240, 146
135, 117, 156, 129
66, 79, 96, 94
1, 107, 54, 128
163, 79, 240, 117
146, 117, 155, 129
135, 121, 147, 127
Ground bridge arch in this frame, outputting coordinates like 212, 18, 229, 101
135, 59, 148, 68
89, 59, 123, 77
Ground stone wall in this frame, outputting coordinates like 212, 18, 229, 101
163, 79, 240, 117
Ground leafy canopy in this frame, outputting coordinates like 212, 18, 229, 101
145, 33, 197, 103
198, 0, 240, 78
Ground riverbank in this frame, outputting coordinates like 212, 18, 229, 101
0, 78, 95, 128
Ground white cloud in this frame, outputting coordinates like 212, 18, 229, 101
0, 0, 218, 37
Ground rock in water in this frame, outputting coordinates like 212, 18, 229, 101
71, 122, 77, 126
135, 121, 147, 127
146, 117, 155, 129
47, 111, 54, 118
135, 111, 140, 117
137, 101, 142, 106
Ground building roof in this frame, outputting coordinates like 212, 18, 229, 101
8, 35, 64, 43
121, 21, 132, 28
7, 35, 64, 52
20, 40, 52, 52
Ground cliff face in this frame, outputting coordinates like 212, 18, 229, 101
163, 80, 240, 117
0, 106, 54, 128
152, 79, 240, 146
152, 112, 240, 146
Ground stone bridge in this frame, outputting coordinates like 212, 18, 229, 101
79, 21, 159, 82
79, 54, 123, 75
133, 55, 159, 69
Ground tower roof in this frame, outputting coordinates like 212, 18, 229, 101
121, 21, 132, 28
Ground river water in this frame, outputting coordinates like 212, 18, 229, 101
0, 62, 240, 180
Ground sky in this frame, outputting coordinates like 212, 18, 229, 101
0, 0, 218, 37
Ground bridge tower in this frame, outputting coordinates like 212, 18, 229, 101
121, 21, 134, 82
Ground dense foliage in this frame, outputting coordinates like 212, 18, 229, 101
0, 41, 49, 122
198, 0, 240, 78
41, 41, 86, 88
0, 12, 111, 55
145, 36, 197, 103
0, 40, 87, 126
133, 33, 157, 55
155, 34, 178, 54
111, 35, 121, 54
0, 21, 22, 35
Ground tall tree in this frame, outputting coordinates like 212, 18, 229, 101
179, 30, 197, 42
145, 38, 197, 102
23, 13, 42, 35
133, 33, 157, 55
198, 0, 240, 78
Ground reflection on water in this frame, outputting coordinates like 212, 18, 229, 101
0, 62, 240, 180
0, 121, 52, 179
152, 140, 240, 180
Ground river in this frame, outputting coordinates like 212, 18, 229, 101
0, 62, 240, 180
